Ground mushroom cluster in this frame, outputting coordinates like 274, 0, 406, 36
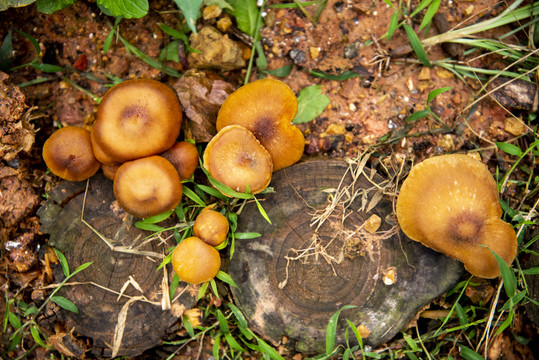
43, 79, 198, 218
396, 154, 517, 279
42, 77, 307, 285
203, 78, 304, 195
172, 209, 229, 284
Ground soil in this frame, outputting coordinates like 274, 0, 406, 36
0, 0, 536, 359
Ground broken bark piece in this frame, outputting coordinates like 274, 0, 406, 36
432, 13, 465, 59
228, 159, 463, 353
489, 77, 538, 111
38, 174, 197, 358
0, 71, 36, 161
174, 70, 235, 142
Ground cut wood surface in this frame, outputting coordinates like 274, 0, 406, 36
228, 159, 464, 353
38, 175, 197, 358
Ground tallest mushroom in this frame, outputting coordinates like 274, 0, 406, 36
216, 79, 305, 171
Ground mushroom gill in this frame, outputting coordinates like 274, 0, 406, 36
396, 154, 517, 279
203, 125, 272, 195
216, 78, 304, 171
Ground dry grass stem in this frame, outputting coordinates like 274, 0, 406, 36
279, 154, 399, 288
110, 296, 145, 358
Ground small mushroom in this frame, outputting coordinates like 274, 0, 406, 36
113, 156, 182, 218
42, 126, 101, 181
160, 141, 199, 180
92, 79, 182, 162
203, 125, 272, 195
216, 79, 304, 171
396, 154, 517, 279
100, 162, 121, 180
171, 236, 221, 284
193, 209, 229, 246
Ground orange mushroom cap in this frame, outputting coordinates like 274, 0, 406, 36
160, 141, 199, 180
203, 125, 273, 195
42, 126, 101, 182
92, 79, 182, 162
216, 78, 304, 171
396, 154, 517, 279
113, 156, 182, 218
90, 128, 116, 165
171, 236, 221, 284
193, 209, 229, 247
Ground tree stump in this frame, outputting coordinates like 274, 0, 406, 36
228, 159, 464, 353
38, 175, 197, 358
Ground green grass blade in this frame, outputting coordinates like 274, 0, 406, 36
496, 142, 523, 157
197, 281, 209, 300
30, 324, 48, 348
410, 0, 434, 17
54, 248, 70, 277
326, 305, 356, 354
459, 345, 485, 360
426, 86, 451, 104
403, 24, 431, 67
182, 186, 207, 207
215, 270, 239, 290
135, 222, 165, 232
405, 109, 430, 122
486, 248, 517, 297
418, 0, 440, 31
386, 11, 400, 41
51, 295, 79, 314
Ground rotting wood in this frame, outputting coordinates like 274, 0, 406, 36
37, 174, 197, 358
228, 159, 464, 354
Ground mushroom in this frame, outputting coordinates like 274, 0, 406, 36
90, 129, 117, 165
171, 236, 221, 284
193, 209, 229, 246
203, 125, 273, 195
101, 162, 121, 180
396, 154, 517, 279
113, 156, 183, 218
92, 79, 182, 163
160, 141, 199, 180
216, 78, 304, 171
42, 126, 101, 182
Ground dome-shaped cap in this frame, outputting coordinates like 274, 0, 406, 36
396, 154, 517, 278
43, 126, 101, 182
113, 156, 182, 218
93, 79, 182, 162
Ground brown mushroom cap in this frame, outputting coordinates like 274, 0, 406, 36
92, 79, 182, 162
193, 209, 229, 247
396, 154, 517, 279
160, 141, 199, 180
101, 162, 121, 180
171, 236, 221, 284
90, 129, 116, 165
113, 156, 182, 218
216, 78, 304, 171
42, 126, 101, 182
203, 125, 273, 195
